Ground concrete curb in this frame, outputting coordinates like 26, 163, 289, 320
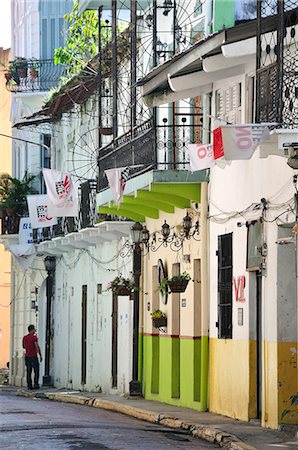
16, 390, 257, 450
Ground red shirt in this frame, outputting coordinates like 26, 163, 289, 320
23, 333, 38, 357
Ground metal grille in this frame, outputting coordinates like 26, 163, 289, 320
5, 60, 66, 93
256, 0, 298, 125
218, 233, 233, 339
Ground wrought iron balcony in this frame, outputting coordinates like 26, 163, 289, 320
5, 59, 65, 93
97, 115, 203, 192
256, 1, 298, 125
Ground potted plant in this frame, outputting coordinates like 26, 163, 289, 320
151, 309, 167, 328
14, 57, 28, 78
107, 274, 135, 296
0, 172, 36, 234
167, 272, 191, 293
29, 59, 40, 78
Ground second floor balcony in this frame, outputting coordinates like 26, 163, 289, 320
97, 113, 204, 193
5, 59, 65, 93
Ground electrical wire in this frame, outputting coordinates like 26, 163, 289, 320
0, 272, 26, 308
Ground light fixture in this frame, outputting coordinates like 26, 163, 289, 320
131, 221, 143, 245
121, 215, 200, 257
163, 0, 173, 16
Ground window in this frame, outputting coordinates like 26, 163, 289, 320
218, 233, 233, 339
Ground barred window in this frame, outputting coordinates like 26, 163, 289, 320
218, 233, 233, 339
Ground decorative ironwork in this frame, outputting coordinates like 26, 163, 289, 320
256, 0, 298, 125
120, 214, 200, 257
5, 59, 66, 93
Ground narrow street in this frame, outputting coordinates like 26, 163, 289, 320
0, 392, 219, 450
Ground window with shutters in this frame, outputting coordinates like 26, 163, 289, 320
215, 82, 242, 124
218, 233, 233, 339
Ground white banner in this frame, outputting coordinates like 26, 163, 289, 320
27, 195, 58, 229
43, 168, 75, 206
186, 144, 215, 171
221, 124, 269, 160
43, 168, 79, 217
9, 244, 36, 270
105, 167, 130, 206
18, 217, 33, 244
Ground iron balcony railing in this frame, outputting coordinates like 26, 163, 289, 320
5, 59, 66, 93
256, 1, 298, 125
97, 115, 203, 192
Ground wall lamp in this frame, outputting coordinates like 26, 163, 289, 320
121, 213, 200, 257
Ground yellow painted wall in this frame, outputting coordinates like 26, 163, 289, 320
0, 47, 12, 369
277, 342, 298, 426
209, 338, 257, 422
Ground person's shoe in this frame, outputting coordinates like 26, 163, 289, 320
28, 386, 34, 390
33, 385, 40, 389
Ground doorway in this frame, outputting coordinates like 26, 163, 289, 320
81, 285, 87, 385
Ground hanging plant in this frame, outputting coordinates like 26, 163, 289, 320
151, 309, 167, 329
107, 274, 135, 296
167, 272, 191, 293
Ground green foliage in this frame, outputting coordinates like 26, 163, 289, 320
281, 392, 298, 419
54, 0, 103, 76
0, 172, 36, 216
168, 272, 191, 283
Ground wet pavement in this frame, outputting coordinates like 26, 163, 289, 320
0, 391, 219, 450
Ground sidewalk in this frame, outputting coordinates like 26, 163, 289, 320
2, 386, 297, 450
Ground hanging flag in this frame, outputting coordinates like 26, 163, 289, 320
213, 127, 224, 160
42, 168, 79, 217
18, 217, 33, 244
105, 167, 130, 206
27, 194, 58, 229
47, 185, 79, 218
9, 244, 36, 271
186, 144, 215, 171
220, 124, 269, 160
43, 168, 73, 206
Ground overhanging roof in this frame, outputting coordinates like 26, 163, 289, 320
138, 14, 293, 106
98, 169, 207, 222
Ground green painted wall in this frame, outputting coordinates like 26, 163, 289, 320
142, 335, 208, 410
213, 0, 235, 32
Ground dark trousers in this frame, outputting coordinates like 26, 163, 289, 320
25, 356, 39, 388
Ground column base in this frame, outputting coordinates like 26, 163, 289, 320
42, 375, 52, 386
129, 379, 141, 396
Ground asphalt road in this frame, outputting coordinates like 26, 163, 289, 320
0, 392, 219, 450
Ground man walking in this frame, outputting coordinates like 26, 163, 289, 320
22, 325, 42, 390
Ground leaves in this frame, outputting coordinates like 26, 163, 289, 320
0, 172, 36, 215
151, 309, 166, 319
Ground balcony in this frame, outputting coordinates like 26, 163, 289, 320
256, 2, 298, 125
0, 180, 98, 241
97, 115, 203, 192
5, 59, 65, 93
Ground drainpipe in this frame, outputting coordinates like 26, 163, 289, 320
42, 256, 56, 386
200, 181, 209, 411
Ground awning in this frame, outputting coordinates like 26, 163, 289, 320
98, 169, 207, 222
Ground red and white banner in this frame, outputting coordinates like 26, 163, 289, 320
213, 127, 224, 160
186, 143, 215, 171
105, 167, 130, 206
9, 244, 36, 271
220, 124, 269, 160
43, 168, 79, 217
27, 195, 58, 229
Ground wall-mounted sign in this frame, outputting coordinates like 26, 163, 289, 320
233, 275, 246, 302
238, 308, 244, 326
181, 298, 186, 307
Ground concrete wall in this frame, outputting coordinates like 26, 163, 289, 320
209, 69, 298, 428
